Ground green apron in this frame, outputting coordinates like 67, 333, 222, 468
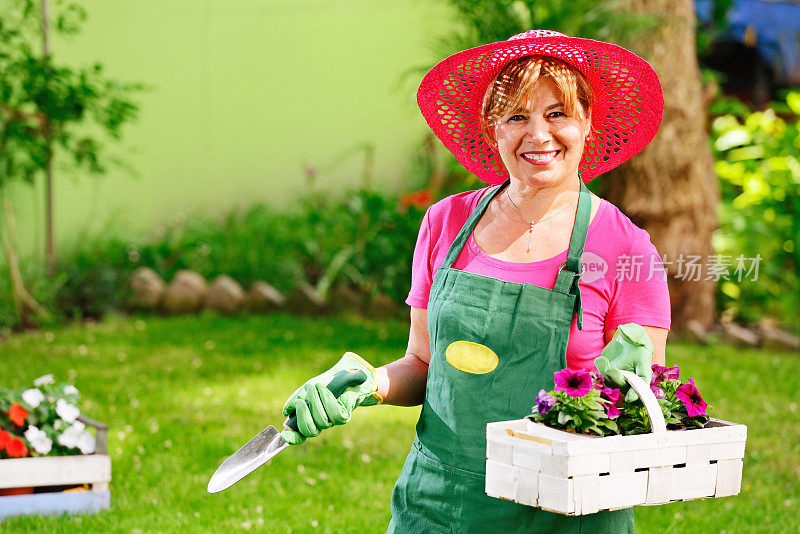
388, 178, 633, 533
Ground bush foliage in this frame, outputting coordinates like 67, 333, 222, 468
0, 187, 426, 331
711, 91, 800, 328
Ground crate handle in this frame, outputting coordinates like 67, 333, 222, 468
618, 370, 667, 434
77, 414, 109, 454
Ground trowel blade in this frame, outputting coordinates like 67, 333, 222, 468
207, 425, 289, 493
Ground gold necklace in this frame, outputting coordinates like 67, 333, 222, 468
505, 189, 579, 253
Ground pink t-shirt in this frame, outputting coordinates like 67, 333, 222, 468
406, 187, 671, 371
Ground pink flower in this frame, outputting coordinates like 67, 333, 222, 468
651, 364, 680, 385
650, 384, 666, 399
600, 387, 621, 419
601, 387, 620, 404
676, 379, 708, 417
605, 403, 621, 418
554, 368, 593, 397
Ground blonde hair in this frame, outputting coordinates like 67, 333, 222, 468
481, 56, 593, 145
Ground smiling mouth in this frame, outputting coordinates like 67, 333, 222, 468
521, 150, 560, 164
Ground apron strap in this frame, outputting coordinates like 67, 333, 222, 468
553, 176, 592, 330
442, 180, 509, 269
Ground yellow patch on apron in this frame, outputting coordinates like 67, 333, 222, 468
445, 341, 499, 374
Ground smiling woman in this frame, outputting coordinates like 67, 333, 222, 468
278, 29, 671, 534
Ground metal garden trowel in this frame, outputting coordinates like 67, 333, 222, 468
206, 368, 367, 493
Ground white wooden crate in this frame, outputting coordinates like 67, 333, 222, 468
0, 415, 111, 519
485, 371, 747, 515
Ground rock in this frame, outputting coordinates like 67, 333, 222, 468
284, 283, 327, 315
329, 284, 364, 313
366, 293, 399, 319
682, 320, 710, 345
721, 321, 760, 347
205, 275, 245, 315
129, 267, 165, 310
247, 281, 285, 313
162, 270, 208, 314
761, 327, 800, 352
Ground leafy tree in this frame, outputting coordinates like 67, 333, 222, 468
430, 0, 659, 58
0, 0, 141, 326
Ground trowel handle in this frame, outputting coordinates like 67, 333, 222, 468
285, 369, 368, 433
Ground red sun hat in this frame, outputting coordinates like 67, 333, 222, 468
417, 29, 664, 185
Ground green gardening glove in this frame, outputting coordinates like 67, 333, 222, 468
281, 352, 382, 445
594, 323, 654, 402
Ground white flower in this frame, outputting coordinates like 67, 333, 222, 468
77, 431, 95, 454
57, 421, 86, 449
21, 388, 45, 408
63, 385, 79, 396
34, 374, 55, 387
56, 398, 80, 424
24, 425, 53, 455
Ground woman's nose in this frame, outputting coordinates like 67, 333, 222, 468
524, 117, 551, 144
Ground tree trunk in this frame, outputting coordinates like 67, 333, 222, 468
41, 0, 57, 276
1, 198, 50, 328
602, 0, 719, 331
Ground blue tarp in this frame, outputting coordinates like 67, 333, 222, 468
696, 0, 800, 84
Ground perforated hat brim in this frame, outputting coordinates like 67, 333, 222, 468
417, 32, 664, 184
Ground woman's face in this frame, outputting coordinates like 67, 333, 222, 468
493, 77, 591, 189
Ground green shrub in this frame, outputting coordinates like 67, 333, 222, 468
711, 91, 800, 328
0, 186, 426, 330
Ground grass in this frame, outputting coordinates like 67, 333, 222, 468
0, 313, 798, 533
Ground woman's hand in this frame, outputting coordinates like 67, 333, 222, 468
596, 323, 661, 401
281, 352, 382, 445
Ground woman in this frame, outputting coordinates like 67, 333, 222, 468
281, 30, 671, 532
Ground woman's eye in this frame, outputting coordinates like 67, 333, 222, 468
547, 111, 566, 119
507, 114, 526, 122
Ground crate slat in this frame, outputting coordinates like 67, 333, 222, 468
715, 459, 744, 498
0, 490, 110, 519
0, 455, 111, 489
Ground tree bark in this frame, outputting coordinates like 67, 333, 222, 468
602, 0, 719, 331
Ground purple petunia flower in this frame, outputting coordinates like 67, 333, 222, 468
651, 364, 680, 386
650, 384, 666, 399
676, 379, 708, 417
601, 387, 620, 404
554, 368, 593, 397
535, 389, 556, 414
600, 387, 622, 419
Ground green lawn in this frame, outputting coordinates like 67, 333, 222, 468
0, 313, 797, 533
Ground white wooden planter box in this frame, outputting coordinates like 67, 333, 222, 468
485, 371, 747, 515
0, 416, 111, 519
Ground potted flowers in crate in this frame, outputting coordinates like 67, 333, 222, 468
485, 324, 747, 515
0, 374, 110, 518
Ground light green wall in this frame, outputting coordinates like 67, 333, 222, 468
9, 0, 455, 256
